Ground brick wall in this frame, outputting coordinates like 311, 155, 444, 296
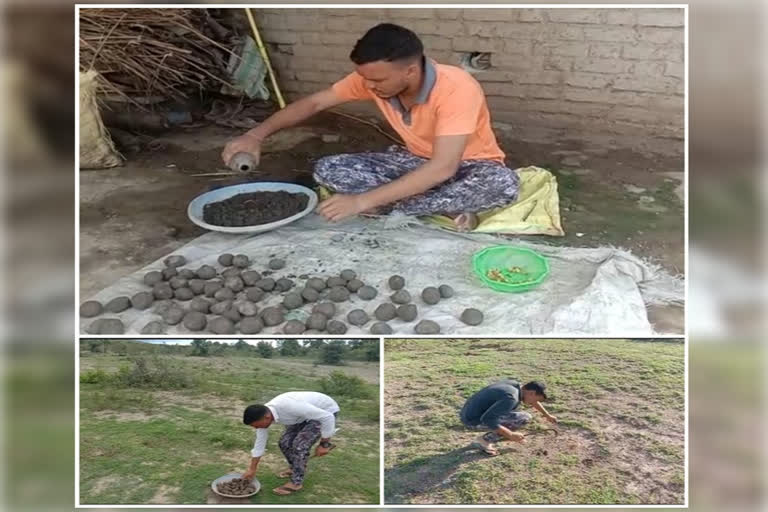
254, 8, 685, 156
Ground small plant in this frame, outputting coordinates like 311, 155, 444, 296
115, 356, 194, 389
80, 369, 111, 384
320, 371, 371, 398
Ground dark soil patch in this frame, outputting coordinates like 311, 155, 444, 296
202, 191, 309, 227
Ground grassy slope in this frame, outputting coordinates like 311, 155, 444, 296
384, 339, 684, 505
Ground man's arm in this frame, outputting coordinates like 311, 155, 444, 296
242, 428, 268, 478
495, 425, 526, 443
532, 400, 557, 423
317, 134, 468, 221
242, 456, 261, 480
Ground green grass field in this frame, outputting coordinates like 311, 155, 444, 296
79, 352, 380, 505
384, 339, 684, 505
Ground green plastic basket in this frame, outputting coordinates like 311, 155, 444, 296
472, 246, 550, 293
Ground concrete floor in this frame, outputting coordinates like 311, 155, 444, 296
79, 113, 685, 333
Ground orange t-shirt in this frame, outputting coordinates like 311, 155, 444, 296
331, 60, 505, 163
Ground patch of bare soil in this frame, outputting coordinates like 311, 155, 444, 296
148, 485, 180, 504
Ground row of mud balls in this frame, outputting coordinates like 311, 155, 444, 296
80, 253, 484, 334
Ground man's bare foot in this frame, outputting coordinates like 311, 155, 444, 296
453, 212, 479, 232
470, 435, 499, 456
278, 469, 293, 478
273, 482, 303, 495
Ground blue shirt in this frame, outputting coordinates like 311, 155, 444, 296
460, 379, 521, 429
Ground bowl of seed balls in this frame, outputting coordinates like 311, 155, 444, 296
211, 473, 261, 498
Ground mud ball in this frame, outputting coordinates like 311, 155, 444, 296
187, 279, 205, 295
414, 319, 440, 334
209, 316, 235, 334
222, 267, 241, 279
261, 306, 284, 327
163, 255, 186, 268
421, 287, 441, 305
313, 302, 336, 318
79, 300, 103, 318
232, 254, 250, 268
327, 320, 348, 334
269, 258, 286, 270
283, 319, 306, 334
347, 309, 370, 326
224, 276, 245, 292
306, 313, 328, 331
240, 317, 264, 334
196, 265, 217, 280
140, 321, 166, 334
214, 288, 235, 302
241, 270, 262, 286
358, 285, 378, 300
276, 278, 295, 292
181, 311, 206, 331
218, 253, 234, 266
152, 300, 175, 316
162, 306, 186, 325
245, 287, 265, 302
221, 306, 241, 323
390, 290, 412, 304
162, 267, 178, 280
370, 322, 393, 334
190, 297, 212, 314
105, 296, 131, 313
326, 276, 346, 288
178, 269, 196, 280
396, 304, 418, 322
237, 301, 259, 317
282, 293, 304, 310
143, 271, 163, 286
210, 300, 232, 316
174, 288, 194, 301
374, 303, 397, 321
85, 318, 124, 335
388, 275, 405, 290
301, 287, 320, 302
328, 286, 350, 303
307, 277, 326, 291
346, 279, 364, 293
153, 283, 174, 300
169, 276, 188, 289
131, 292, 154, 310
340, 269, 357, 281
460, 308, 484, 326
256, 278, 276, 291
203, 280, 223, 297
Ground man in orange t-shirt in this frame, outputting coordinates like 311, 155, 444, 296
223, 23, 519, 231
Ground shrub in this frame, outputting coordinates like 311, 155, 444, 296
319, 341, 346, 365
256, 341, 274, 358
79, 369, 111, 384
320, 371, 371, 398
115, 356, 194, 389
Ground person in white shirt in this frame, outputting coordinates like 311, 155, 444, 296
241, 391, 339, 495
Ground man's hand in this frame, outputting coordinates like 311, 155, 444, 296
510, 432, 526, 443
221, 133, 262, 168
545, 414, 558, 424
317, 194, 371, 222
241, 469, 256, 480
314, 445, 332, 457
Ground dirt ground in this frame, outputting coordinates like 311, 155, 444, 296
79, 112, 684, 332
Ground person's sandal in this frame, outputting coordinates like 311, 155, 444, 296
273, 484, 302, 495
454, 212, 480, 232
277, 469, 293, 478
470, 440, 499, 457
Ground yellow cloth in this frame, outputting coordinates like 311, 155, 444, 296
317, 166, 564, 236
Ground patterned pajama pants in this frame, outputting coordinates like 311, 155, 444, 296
465, 411, 532, 443
278, 420, 322, 485
313, 146, 520, 216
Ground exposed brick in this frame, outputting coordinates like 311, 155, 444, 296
453, 36, 504, 53
637, 27, 683, 45
295, 70, 346, 83
566, 72, 612, 89
622, 43, 683, 62
664, 61, 684, 79
646, 93, 684, 111
482, 83, 525, 98
632, 61, 666, 76
516, 71, 564, 85
491, 53, 535, 70
564, 87, 648, 106
574, 58, 633, 74
519, 9, 546, 23
320, 8, 359, 17
420, 35, 453, 51
462, 9, 518, 21
281, 12, 328, 29
502, 40, 533, 56
387, 8, 435, 19
589, 43, 623, 59
496, 23, 541, 39
409, 20, 465, 36
260, 30, 299, 45
637, 9, 684, 27
534, 42, 590, 57
583, 26, 638, 43
545, 24, 585, 41
430, 51, 459, 65
542, 57, 574, 71
300, 32, 323, 45
604, 9, 637, 25
436, 9, 462, 20
326, 17, 379, 33
293, 45, 350, 61
525, 86, 562, 100
610, 106, 682, 124
320, 32, 358, 46
476, 70, 518, 82
613, 75, 682, 94
547, 9, 601, 24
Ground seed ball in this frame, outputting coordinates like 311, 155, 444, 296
307, 277, 326, 291
306, 313, 328, 331
390, 290, 411, 304
327, 320, 348, 334
152, 300, 175, 316
346, 279, 364, 293
245, 287, 265, 302
224, 276, 244, 292
178, 269, 196, 280
232, 254, 250, 268
421, 287, 441, 305
328, 286, 350, 303
241, 270, 262, 286
269, 258, 286, 270
163, 255, 186, 268
301, 287, 320, 302
210, 300, 232, 316
237, 301, 259, 317
162, 267, 178, 280
162, 306, 185, 325
143, 271, 163, 286
188, 279, 206, 295
370, 322, 393, 334
105, 296, 131, 313
256, 278, 276, 291
260, 306, 284, 327
388, 275, 405, 290
275, 278, 294, 292
80, 300, 103, 318
218, 253, 234, 266
358, 285, 378, 300
239, 317, 264, 334
221, 306, 241, 323
340, 269, 357, 281
209, 316, 236, 334
374, 303, 397, 321
140, 321, 166, 335
85, 318, 124, 335
327, 276, 346, 288
460, 308, 484, 326
203, 280, 223, 297
396, 304, 418, 322
312, 302, 336, 318
282, 319, 305, 334
221, 267, 241, 279
152, 283, 174, 300
182, 311, 207, 331
190, 297, 212, 314
131, 291, 154, 310
169, 276, 188, 289
174, 288, 194, 301
282, 293, 304, 310
347, 309, 370, 326
214, 288, 235, 302
415, 319, 441, 334
196, 265, 217, 280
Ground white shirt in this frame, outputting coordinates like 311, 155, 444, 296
251, 391, 340, 458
